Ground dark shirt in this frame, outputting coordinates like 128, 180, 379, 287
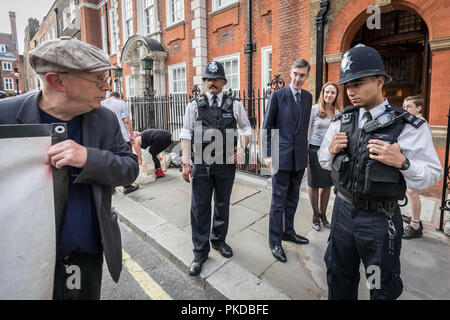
39, 108, 101, 259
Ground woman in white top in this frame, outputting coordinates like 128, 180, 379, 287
308, 82, 341, 231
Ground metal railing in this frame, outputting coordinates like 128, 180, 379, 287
439, 108, 450, 231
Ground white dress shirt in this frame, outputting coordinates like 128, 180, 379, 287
179, 91, 252, 140
318, 99, 443, 190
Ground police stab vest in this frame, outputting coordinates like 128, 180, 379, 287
330, 104, 423, 203
192, 93, 238, 164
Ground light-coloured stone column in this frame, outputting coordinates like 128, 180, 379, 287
191, 0, 208, 89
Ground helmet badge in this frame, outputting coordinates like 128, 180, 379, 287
208, 62, 218, 73
341, 51, 353, 74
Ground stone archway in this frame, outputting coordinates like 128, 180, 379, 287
121, 35, 168, 96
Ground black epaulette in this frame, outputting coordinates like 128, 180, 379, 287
189, 97, 196, 103
386, 105, 426, 128
331, 105, 358, 122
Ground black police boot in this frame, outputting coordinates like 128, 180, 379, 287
189, 257, 207, 276
123, 184, 139, 194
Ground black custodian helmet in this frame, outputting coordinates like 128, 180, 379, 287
338, 44, 391, 85
202, 61, 226, 81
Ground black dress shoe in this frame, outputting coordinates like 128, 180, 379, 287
189, 258, 207, 276
123, 184, 139, 194
270, 244, 287, 263
211, 242, 233, 258
282, 233, 309, 245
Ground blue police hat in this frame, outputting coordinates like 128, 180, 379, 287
202, 61, 226, 81
338, 44, 391, 85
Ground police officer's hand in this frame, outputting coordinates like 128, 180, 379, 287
329, 132, 348, 154
367, 139, 406, 168
263, 157, 272, 168
182, 164, 194, 183
47, 139, 87, 169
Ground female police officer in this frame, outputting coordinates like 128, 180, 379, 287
318, 44, 443, 300
180, 61, 252, 276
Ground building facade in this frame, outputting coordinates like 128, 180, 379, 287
0, 12, 23, 96
23, 0, 81, 92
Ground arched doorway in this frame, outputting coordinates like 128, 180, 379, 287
121, 35, 168, 97
346, 10, 430, 118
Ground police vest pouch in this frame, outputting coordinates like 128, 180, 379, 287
363, 159, 406, 200
331, 153, 351, 187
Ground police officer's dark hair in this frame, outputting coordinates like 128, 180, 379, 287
110, 92, 121, 98
291, 59, 310, 73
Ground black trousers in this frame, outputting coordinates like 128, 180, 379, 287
141, 129, 172, 169
53, 252, 103, 300
269, 169, 305, 245
324, 196, 404, 300
190, 163, 236, 260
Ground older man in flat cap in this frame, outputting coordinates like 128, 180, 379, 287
0, 38, 139, 300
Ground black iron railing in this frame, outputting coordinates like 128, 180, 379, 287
440, 109, 450, 231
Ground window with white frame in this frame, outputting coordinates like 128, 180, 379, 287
62, 7, 69, 30
214, 53, 240, 94
123, 0, 133, 40
168, 63, 186, 95
261, 46, 272, 90
110, 7, 119, 54
2, 62, 12, 71
212, 0, 237, 11
125, 75, 133, 98
143, 0, 155, 35
166, 0, 184, 26
0, 44, 6, 52
101, 15, 107, 53
4, 78, 14, 91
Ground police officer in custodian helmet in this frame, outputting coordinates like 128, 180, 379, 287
318, 44, 443, 300
180, 61, 252, 276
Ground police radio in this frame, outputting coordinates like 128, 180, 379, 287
363, 111, 407, 133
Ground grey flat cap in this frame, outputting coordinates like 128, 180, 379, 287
28, 37, 115, 74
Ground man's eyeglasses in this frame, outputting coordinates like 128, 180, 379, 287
63, 72, 111, 88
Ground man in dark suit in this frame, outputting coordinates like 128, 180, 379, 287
0, 38, 139, 299
262, 59, 313, 263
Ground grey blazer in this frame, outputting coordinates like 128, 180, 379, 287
0, 92, 139, 282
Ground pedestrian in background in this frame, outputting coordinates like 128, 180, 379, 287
102, 91, 139, 194
307, 82, 341, 231
133, 129, 172, 178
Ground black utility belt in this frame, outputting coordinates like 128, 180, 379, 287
336, 191, 400, 216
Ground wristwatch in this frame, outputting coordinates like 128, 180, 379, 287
399, 157, 410, 170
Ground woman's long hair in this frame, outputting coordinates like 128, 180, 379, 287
317, 82, 341, 118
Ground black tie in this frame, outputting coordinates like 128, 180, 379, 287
211, 95, 219, 108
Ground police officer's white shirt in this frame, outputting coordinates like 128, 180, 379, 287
318, 99, 443, 190
179, 91, 253, 140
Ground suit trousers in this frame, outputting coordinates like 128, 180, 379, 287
324, 196, 404, 300
190, 163, 236, 260
269, 169, 305, 245
53, 251, 104, 300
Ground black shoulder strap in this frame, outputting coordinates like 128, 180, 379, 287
386, 105, 426, 128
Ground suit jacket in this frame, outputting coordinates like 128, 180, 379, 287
262, 86, 313, 171
0, 92, 139, 282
